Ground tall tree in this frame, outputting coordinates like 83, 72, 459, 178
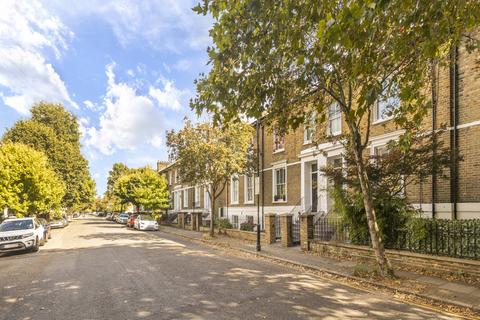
114, 168, 169, 212
166, 120, 253, 237
192, 1, 479, 275
2, 102, 95, 210
106, 163, 130, 197
0, 143, 64, 218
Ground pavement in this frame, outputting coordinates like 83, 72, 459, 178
161, 226, 480, 315
0, 217, 472, 320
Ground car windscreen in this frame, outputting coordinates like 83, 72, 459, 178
119, 214, 129, 218
140, 215, 154, 221
0, 220, 34, 231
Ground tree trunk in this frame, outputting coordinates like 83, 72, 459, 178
352, 146, 394, 277
210, 196, 215, 237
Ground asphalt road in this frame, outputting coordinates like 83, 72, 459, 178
0, 217, 461, 320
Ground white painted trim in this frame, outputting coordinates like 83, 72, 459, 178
244, 175, 254, 204
412, 202, 480, 219
272, 165, 287, 203
230, 175, 239, 205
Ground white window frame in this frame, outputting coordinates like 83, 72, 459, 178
244, 175, 254, 204
183, 189, 189, 208
230, 175, 239, 204
304, 112, 317, 144
174, 169, 178, 183
232, 215, 239, 229
204, 185, 211, 210
194, 186, 201, 208
168, 171, 173, 185
174, 191, 182, 211
328, 103, 342, 136
272, 166, 287, 203
373, 86, 400, 124
273, 130, 285, 153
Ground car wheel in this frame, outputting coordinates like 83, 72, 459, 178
32, 238, 40, 252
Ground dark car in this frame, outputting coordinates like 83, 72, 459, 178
38, 218, 52, 242
126, 214, 138, 228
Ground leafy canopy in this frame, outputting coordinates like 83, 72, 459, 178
2, 102, 95, 210
114, 167, 169, 211
193, 0, 479, 141
166, 120, 254, 196
0, 143, 64, 218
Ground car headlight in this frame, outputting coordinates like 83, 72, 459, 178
22, 233, 34, 239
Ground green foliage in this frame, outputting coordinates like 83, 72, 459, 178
114, 167, 169, 211
326, 135, 450, 246
217, 218, 232, 230
240, 221, 255, 232
0, 143, 64, 218
2, 102, 95, 210
166, 120, 254, 234
106, 163, 130, 197
192, 0, 479, 272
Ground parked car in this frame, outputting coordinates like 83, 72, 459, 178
105, 213, 113, 220
126, 214, 138, 228
0, 217, 45, 253
62, 216, 69, 227
38, 218, 52, 242
134, 215, 159, 231
117, 213, 129, 224
50, 218, 65, 229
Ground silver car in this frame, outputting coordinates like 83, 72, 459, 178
134, 215, 158, 231
117, 213, 129, 224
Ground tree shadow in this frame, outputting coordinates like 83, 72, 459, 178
0, 223, 463, 320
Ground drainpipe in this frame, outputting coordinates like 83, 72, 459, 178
450, 45, 459, 220
256, 120, 261, 251
261, 124, 265, 229
431, 63, 437, 219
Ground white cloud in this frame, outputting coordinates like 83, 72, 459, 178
172, 59, 192, 71
84, 63, 167, 155
0, 0, 76, 114
148, 78, 190, 111
45, 0, 212, 52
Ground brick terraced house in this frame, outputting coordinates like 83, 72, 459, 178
159, 37, 480, 229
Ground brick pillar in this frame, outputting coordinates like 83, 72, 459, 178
192, 212, 202, 231
300, 214, 314, 251
178, 212, 185, 229
280, 214, 293, 247
264, 213, 276, 244
197, 213, 203, 230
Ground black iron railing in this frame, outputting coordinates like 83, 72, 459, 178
312, 216, 480, 260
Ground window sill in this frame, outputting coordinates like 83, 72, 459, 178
328, 131, 342, 137
303, 140, 312, 145
244, 201, 254, 205
231, 202, 239, 205
373, 117, 393, 125
272, 200, 287, 204
272, 149, 285, 154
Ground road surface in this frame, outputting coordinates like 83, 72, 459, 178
0, 217, 460, 319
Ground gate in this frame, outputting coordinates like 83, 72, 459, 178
275, 214, 281, 240
292, 215, 300, 245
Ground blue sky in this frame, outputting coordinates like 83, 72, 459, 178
0, 1, 213, 195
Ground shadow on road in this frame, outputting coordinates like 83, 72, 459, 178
0, 218, 460, 320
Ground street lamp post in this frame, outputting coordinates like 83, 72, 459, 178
256, 120, 261, 252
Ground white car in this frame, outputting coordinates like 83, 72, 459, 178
134, 215, 159, 231
0, 218, 45, 253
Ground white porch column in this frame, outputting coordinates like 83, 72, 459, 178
318, 156, 328, 214
300, 159, 306, 211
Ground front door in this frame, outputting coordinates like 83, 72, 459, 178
311, 163, 318, 213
